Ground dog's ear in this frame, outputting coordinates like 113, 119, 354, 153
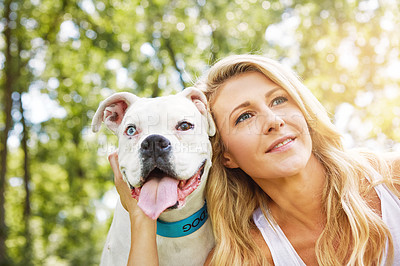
180, 87, 216, 137
91, 92, 138, 134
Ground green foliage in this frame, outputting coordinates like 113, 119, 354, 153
0, 0, 399, 264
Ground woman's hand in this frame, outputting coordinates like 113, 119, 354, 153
108, 151, 159, 266
108, 151, 137, 214
108, 151, 155, 222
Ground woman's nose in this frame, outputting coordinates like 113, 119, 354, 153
259, 108, 285, 134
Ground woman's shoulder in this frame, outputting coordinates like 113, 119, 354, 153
381, 152, 400, 193
384, 152, 400, 175
355, 149, 400, 186
359, 151, 400, 205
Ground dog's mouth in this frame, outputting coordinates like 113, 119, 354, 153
130, 160, 206, 220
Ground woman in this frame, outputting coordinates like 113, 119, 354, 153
200, 54, 400, 265
111, 54, 400, 265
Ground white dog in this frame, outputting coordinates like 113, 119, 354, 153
92, 87, 215, 266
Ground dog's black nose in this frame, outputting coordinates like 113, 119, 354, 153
140, 134, 172, 159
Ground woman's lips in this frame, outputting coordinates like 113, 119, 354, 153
266, 136, 296, 153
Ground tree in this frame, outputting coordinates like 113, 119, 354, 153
1, 0, 16, 263
0, 0, 398, 264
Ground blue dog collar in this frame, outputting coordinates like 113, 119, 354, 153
156, 202, 208, 238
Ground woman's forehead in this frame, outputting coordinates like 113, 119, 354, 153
214, 72, 281, 103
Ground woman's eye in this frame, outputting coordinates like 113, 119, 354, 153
271, 96, 288, 106
125, 126, 137, 136
235, 113, 253, 125
177, 121, 194, 131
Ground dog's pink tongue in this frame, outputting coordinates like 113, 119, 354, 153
137, 177, 179, 220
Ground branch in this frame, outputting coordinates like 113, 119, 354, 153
163, 38, 188, 89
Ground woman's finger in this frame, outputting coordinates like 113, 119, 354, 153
108, 151, 139, 213
108, 151, 122, 183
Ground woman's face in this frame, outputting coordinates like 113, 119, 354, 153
212, 71, 313, 181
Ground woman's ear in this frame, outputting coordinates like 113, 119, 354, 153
222, 151, 239, 169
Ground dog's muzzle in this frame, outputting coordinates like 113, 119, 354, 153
131, 133, 208, 220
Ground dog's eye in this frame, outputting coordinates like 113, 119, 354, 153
176, 121, 194, 131
125, 125, 137, 136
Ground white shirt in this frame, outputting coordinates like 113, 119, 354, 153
253, 178, 400, 265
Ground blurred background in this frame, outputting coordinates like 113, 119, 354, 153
0, 0, 399, 265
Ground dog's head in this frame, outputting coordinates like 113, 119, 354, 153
92, 88, 215, 220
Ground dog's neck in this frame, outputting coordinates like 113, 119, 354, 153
156, 201, 207, 238
158, 189, 206, 222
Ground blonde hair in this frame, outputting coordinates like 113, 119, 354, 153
200, 54, 398, 265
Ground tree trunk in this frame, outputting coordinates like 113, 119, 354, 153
0, 1, 14, 264
19, 96, 32, 265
